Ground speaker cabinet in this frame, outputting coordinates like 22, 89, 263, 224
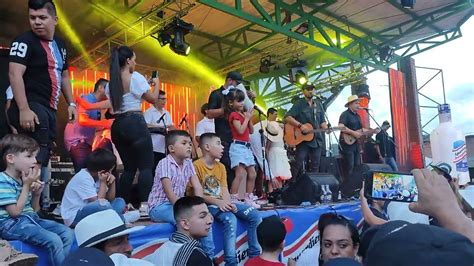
340, 163, 392, 198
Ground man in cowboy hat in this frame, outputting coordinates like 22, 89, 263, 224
285, 83, 328, 177
338, 95, 364, 177
375, 120, 398, 171
74, 209, 153, 265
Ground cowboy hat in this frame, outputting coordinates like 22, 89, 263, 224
345, 95, 360, 107
75, 209, 145, 248
263, 120, 283, 142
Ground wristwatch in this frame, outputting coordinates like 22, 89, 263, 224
69, 102, 77, 108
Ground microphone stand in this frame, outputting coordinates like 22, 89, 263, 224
182, 118, 198, 160
256, 110, 272, 195
157, 115, 168, 157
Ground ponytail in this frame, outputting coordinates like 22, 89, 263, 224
108, 46, 134, 111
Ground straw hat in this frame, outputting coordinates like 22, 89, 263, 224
263, 120, 283, 142
75, 209, 145, 248
345, 95, 360, 107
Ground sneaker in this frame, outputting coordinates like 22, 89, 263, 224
244, 197, 260, 209
0, 240, 38, 266
123, 210, 140, 224
230, 194, 242, 204
52, 204, 61, 216
139, 202, 149, 215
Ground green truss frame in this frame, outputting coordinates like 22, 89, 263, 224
198, 0, 471, 72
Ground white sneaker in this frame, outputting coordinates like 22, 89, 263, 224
244, 197, 261, 209
139, 202, 149, 215
52, 204, 61, 216
230, 194, 242, 204
124, 210, 140, 224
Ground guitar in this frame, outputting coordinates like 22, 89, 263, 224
284, 123, 344, 146
341, 128, 381, 145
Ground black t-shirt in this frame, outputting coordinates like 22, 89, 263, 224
208, 86, 232, 143
286, 98, 326, 148
376, 131, 396, 158
339, 109, 362, 149
186, 249, 213, 266
9, 31, 68, 110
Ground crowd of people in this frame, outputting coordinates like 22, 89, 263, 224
0, 0, 473, 265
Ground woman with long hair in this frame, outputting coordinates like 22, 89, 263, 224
77, 46, 159, 206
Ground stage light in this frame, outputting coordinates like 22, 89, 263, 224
288, 59, 308, 85
295, 70, 307, 85
259, 55, 275, 74
157, 32, 172, 47
170, 29, 190, 56
401, 0, 415, 8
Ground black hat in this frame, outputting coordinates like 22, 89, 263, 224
61, 248, 114, 266
226, 71, 246, 83
364, 221, 474, 266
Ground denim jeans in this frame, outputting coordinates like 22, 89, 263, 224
111, 112, 154, 203
341, 145, 361, 177
149, 202, 175, 224
384, 157, 399, 171
71, 198, 126, 227
0, 213, 74, 266
201, 203, 261, 266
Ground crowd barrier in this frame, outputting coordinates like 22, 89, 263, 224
10, 201, 362, 266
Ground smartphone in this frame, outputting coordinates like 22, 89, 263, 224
151, 70, 158, 79
365, 171, 418, 202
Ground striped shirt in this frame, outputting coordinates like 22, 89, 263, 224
0, 172, 34, 222
148, 154, 196, 209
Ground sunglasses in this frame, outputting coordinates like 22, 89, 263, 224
318, 212, 354, 230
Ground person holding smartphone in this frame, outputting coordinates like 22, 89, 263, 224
77, 46, 160, 207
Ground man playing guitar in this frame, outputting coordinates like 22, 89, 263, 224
285, 83, 328, 177
338, 95, 377, 177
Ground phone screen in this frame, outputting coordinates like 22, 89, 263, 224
151, 70, 158, 79
367, 171, 418, 202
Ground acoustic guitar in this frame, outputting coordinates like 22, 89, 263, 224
284, 123, 344, 146
341, 128, 381, 145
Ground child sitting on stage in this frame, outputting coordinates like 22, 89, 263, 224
61, 148, 129, 227
225, 89, 259, 207
148, 130, 203, 224
195, 133, 261, 265
0, 134, 74, 266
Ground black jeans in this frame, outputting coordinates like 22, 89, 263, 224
341, 145, 361, 178
153, 152, 166, 175
220, 140, 235, 188
111, 112, 153, 203
8, 101, 56, 167
292, 143, 322, 178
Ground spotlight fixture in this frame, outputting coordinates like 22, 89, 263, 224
259, 55, 275, 74
378, 46, 394, 62
287, 59, 308, 85
401, 0, 415, 8
157, 17, 194, 56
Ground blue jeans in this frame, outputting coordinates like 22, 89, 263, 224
71, 198, 126, 227
0, 213, 74, 266
201, 203, 261, 266
384, 157, 398, 171
149, 202, 175, 224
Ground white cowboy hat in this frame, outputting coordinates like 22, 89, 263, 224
264, 121, 283, 142
345, 95, 360, 107
75, 209, 145, 248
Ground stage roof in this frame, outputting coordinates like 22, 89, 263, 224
1, 0, 472, 86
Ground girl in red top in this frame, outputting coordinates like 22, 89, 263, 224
225, 89, 259, 208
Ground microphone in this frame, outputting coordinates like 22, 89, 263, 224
253, 105, 265, 114
156, 113, 166, 124
178, 113, 188, 127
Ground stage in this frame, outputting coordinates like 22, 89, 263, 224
11, 201, 362, 266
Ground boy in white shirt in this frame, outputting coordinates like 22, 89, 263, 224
195, 103, 215, 143
61, 148, 126, 227
144, 90, 175, 172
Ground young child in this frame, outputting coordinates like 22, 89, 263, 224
0, 134, 74, 266
245, 215, 295, 266
264, 120, 291, 192
225, 89, 259, 207
195, 133, 261, 265
148, 130, 204, 224
61, 148, 131, 227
